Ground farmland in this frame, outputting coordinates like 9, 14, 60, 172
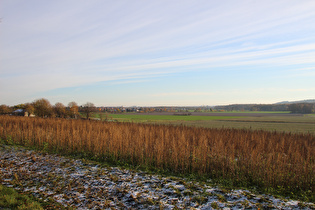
107, 113, 243, 122
91, 112, 315, 135
0, 115, 314, 202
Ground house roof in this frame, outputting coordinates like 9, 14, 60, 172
13, 109, 24, 113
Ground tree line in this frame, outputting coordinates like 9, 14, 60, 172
1, 99, 315, 117
214, 103, 315, 113
288, 103, 315, 114
0, 98, 97, 119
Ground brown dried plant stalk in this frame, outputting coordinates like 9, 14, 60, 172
0, 116, 314, 197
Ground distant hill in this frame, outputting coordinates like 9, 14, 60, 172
275, 99, 315, 104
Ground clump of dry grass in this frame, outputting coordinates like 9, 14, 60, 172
0, 116, 314, 200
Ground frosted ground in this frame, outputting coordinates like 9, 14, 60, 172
1, 145, 314, 209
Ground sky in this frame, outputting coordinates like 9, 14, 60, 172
1, 0, 315, 107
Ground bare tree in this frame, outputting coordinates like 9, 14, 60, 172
68, 101, 79, 119
83, 102, 96, 119
25, 103, 35, 116
32, 98, 53, 117
0, 104, 11, 115
54, 102, 66, 118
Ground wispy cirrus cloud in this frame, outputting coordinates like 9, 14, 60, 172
1, 0, 315, 105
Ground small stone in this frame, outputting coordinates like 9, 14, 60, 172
174, 184, 185, 191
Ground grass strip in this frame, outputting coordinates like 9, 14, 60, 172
0, 184, 43, 209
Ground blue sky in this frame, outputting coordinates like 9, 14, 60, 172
1, 0, 315, 106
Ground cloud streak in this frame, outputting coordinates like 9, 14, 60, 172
1, 0, 315, 105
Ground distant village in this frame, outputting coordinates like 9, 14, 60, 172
97, 106, 213, 113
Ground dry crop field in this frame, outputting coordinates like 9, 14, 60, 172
0, 116, 314, 201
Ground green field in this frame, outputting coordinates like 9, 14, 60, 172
93, 113, 315, 135
170, 116, 315, 134
179, 110, 291, 114
85, 112, 315, 135
107, 114, 242, 122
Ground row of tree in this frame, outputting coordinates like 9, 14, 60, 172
288, 103, 315, 114
214, 104, 289, 112
2, 99, 315, 117
0, 98, 97, 119
214, 103, 315, 113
